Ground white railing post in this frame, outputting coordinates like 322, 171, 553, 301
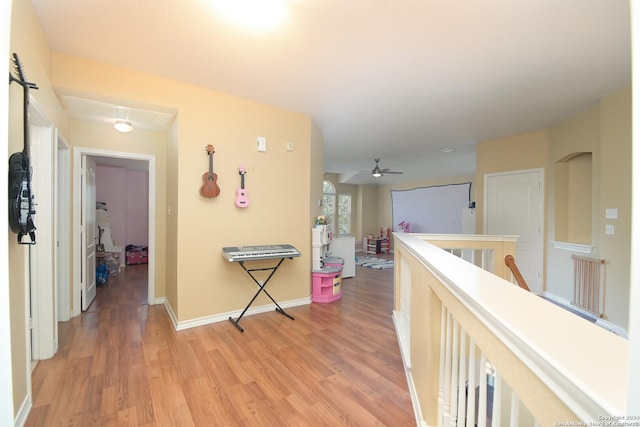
393, 233, 629, 426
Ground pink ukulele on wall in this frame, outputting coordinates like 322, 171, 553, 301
235, 166, 249, 208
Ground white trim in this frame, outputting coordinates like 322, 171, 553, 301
13, 393, 32, 427
23, 253, 32, 420
166, 297, 312, 331
550, 241, 593, 254
629, 2, 640, 411
55, 132, 71, 322
0, 2, 13, 422
29, 109, 57, 360
73, 148, 156, 317
393, 311, 426, 427
395, 233, 627, 421
411, 233, 518, 243
542, 292, 628, 338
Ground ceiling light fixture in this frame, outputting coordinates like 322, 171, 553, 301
214, 0, 287, 29
114, 120, 133, 133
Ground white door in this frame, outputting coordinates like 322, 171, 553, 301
81, 156, 97, 310
485, 169, 543, 294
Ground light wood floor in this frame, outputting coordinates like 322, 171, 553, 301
26, 257, 415, 426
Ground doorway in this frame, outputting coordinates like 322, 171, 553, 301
484, 168, 544, 293
72, 148, 156, 317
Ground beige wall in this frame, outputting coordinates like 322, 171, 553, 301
51, 54, 316, 322
475, 129, 549, 232
8, 1, 320, 416
598, 87, 631, 328
69, 121, 168, 303
476, 86, 631, 328
9, 0, 69, 415
359, 184, 380, 239
310, 122, 325, 226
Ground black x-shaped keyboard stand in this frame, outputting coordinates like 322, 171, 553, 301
228, 258, 295, 332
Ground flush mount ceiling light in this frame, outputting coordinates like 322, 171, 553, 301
114, 120, 133, 133
213, 0, 287, 29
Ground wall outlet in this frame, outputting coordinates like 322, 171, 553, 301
286, 142, 294, 151
605, 224, 615, 235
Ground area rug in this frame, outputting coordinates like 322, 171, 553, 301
355, 256, 394, 270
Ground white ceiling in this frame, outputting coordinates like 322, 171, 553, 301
31, 0, 631, 184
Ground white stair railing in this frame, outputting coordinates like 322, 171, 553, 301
392, 233, 628, 427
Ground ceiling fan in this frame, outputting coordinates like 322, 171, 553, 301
372, 158, 404, 177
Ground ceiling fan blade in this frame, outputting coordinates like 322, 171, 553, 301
371, 158, 403, 176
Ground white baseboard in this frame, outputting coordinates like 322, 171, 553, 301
14, 394, 31, 427
542, 292, 628, 338
160, 296, 312, 331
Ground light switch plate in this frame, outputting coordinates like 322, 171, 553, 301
605, 224, 615, 235
257, 136, 267, 152
605, 208, 618, 219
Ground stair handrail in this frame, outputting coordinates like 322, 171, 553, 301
504, 254, 531, 292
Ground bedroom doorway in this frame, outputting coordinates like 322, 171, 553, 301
72, 148, 157, 317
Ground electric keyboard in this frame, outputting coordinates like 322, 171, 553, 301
222, 244, 301, 262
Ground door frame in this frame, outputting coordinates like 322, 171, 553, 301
483, 168, 544, 293
56, 131, 71, 321
72, 147, 156, 317
28, 99, 57, 360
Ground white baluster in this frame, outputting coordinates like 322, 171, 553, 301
477, 352, 487, 427
457, 329, 468, 426
449, 320, 460, 426
438, 306, 447, 427
492, 371, 502, 427
509, 389, 519, 427
481, 249, 488, 271
466, 340, 476, 427
443, 311, 453, 425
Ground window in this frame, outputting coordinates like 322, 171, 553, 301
322, 181, 336, 234
321, 180, 352, 236
337, 194, 351, 235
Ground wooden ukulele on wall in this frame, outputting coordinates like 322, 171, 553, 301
200, 144, 220, 198
235, 166, 249, 208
